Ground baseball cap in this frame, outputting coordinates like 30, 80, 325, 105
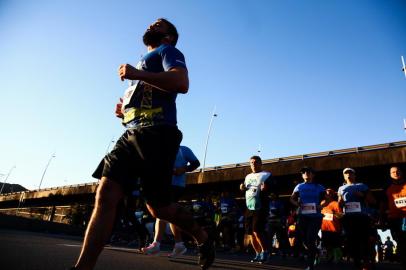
343, 167, 355, 174
300, 166, 315, 174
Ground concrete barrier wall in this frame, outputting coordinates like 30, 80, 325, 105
0, 213, 84, 236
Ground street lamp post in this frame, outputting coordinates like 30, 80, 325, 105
403, 119, 406, 134
200, 107, 218, 184
0, 165, 16, 194
105, 137, 115, 154
38, 153, 56, 190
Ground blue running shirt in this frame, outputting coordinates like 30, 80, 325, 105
172, 146, 198, 187
121, 44, 187, 128
293, 182, 325, 217
338, 183, 369, 215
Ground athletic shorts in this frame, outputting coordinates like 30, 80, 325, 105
245, 209, 267, 235
92, 125, 182, 207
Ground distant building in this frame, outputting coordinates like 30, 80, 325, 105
0, 183, 27, 194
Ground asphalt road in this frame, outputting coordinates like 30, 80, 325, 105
0, 229, 401, 270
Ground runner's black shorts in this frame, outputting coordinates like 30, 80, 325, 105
245, 209, 267, 234
92, 125, 182, 208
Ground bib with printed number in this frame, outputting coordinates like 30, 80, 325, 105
344, 202, 361, 213
323, 213, 334, 221
394, 197, 406, 208
301, 203, 316, 214
122, 82, 139, 111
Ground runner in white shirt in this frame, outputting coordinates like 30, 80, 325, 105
240, 156, 273, 264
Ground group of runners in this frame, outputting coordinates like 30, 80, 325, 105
240, 154, 406, 270
67, 17, 406, 270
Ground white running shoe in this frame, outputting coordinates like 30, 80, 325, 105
141, 242, 160, 255
168, 243, 187, 258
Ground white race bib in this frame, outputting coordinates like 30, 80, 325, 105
394, 197, 406, 208
344, 202, 361, 213
121, 82, 139, 113
323, 213, 334, 221
301, 203, 316, 214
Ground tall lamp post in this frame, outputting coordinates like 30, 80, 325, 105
38, 153, 56, 190
403, 119, 406, 134
105, 137, 115, 154
0, 165, 16, 194
200, 107, 218, 184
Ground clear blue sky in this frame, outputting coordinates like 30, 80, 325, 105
0, 0, 405, 190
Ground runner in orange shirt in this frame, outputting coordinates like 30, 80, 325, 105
321, 189, 343, 263
385, 165, 406, 268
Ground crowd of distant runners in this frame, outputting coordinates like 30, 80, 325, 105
110, 159, 406, 270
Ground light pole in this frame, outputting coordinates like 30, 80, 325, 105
0, 165, 16, 194
200, 107, 218, 184
403, 119, 406, 134
38, 153, 56, 190
257, 144, 262, 154
105, 137, 115, 154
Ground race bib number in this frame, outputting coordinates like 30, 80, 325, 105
122, 82, 139, 111
301, 203, 316, 214
323, 213, 334, 221
394, 197, 406, 208
345, 202, 361, 213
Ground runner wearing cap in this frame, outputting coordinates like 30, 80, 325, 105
290, 167, 326, 270
338, 168, 375, 270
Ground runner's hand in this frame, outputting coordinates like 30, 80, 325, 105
118, 64, 138, 81
239, 183, 246, 191
115, 98, 124, 118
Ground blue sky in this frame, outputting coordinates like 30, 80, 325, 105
0, 0, 405, 190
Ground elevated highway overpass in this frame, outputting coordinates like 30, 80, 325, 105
1, 140, 405, 224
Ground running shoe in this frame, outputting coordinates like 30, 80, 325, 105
141, 241, 160, 255
257, 251, 269, 264
168, 242, 187, 258
197, 237, 215, 270
250, 253, 260, 263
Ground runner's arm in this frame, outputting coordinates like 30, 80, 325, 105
118, 64, 188, 93
290, 192, 300, 208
